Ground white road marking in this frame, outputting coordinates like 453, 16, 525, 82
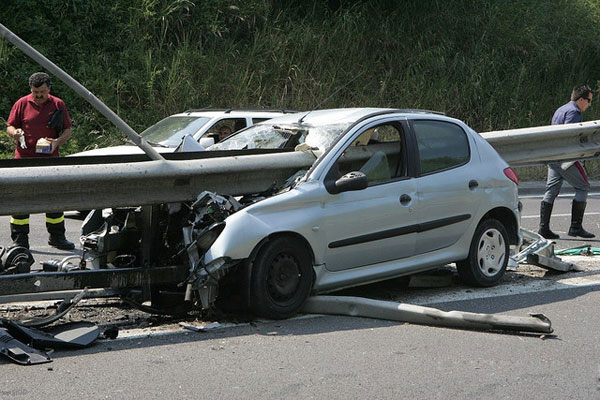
519, 191, 600, 199
521, 212, 600, 219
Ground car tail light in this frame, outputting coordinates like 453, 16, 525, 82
503, 167, 519, 185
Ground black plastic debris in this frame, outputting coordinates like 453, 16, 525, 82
2, 320, 100, 349
0, 319, 100, 365
101, 326, 119, 340
0, 328, 51, 365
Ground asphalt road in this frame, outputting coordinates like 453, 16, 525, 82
1, 190, 600, 399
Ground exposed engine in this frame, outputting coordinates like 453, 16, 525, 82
77, 191, 245, 313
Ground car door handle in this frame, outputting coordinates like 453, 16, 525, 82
468, 180, 479, 189
399, 194, 411, 205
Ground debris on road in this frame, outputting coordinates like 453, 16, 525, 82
179, 321, 222, 332
513, 229, 583, 272
302, 295, 553, 334
0, 319, 99, 365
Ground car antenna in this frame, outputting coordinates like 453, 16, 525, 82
298, 70, 366, 124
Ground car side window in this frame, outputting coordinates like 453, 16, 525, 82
412, 120, 470, 175
207, 119, 247, 136
204, 118, 248, 143
336, 123, 404, 186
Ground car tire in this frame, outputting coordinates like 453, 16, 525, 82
248, 236, 313, 319
457, 218, 509, 287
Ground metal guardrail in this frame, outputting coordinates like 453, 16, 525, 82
0, 151, 317, 215
480, 120, 600, 166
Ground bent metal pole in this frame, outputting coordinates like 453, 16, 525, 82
302, 295, 553, 334
0, 23, 164, 161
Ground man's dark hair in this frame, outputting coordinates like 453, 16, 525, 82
571, 85, 593, 101
28, 72, 51, 88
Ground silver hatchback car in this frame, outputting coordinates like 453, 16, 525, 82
202, 108, 521, 319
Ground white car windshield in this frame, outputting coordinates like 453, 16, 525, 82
209, 122, 351, 151
140, 116, 210, 147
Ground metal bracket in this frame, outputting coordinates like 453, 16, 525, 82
512, 229, 583, 272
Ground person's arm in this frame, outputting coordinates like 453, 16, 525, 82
48, 127, 71, 152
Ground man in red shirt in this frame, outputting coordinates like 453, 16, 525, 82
5, 72, 75, 250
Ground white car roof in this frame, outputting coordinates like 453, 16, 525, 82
257, 108, 448, 127
172, 109, 294, 119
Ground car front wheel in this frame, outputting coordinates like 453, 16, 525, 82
457, 218, 509, 287
248, 236, 313, 319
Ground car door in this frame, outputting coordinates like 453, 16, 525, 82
409, 119, 483, 255
319, 121, 419, 272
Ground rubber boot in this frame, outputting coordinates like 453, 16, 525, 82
568, 201, 595, 238
538, 201, 559, 239
11, 233, 29, 249
48, 234, 75, 250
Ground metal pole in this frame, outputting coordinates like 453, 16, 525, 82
0, 23, 165, 161
302, 296, 553, 334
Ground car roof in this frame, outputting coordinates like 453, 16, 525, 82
173, 108, 298, 118
256, 108, 446, 126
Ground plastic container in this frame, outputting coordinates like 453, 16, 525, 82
35, 138, 52, 154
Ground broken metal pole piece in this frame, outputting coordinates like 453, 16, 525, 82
302, 296, 553, 334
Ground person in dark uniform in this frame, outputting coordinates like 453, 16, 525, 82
538, 85, 595, 239
5, 72, 75, 250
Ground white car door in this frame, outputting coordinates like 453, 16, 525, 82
319, 122, 419, 272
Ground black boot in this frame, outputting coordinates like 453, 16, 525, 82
568, 201, 595, 238
11, 233, 29, 249
48, 234, 75, 250
538, 201, 559, 239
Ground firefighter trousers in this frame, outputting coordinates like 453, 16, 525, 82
10, 212, 66, 240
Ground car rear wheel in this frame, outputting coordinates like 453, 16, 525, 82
457, 218, 508, 287
249, 237, 313, 319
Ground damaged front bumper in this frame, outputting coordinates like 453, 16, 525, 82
0, 191, 247, 315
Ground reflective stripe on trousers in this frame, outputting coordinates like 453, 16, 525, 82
10, 212, 66, 236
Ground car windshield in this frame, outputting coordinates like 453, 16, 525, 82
209, 122, 351, 151
140, 116, 211, 147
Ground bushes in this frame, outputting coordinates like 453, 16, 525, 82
1, 0, 600, 178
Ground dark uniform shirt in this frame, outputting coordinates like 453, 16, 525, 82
551, 100, 582, 125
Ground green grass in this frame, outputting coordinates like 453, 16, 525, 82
1, 0, 600, 179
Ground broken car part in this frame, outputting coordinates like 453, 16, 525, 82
512, 229, 583, 272
1, 320, 100, 349
302, 295, 553, 334
0, 246, 34, 275
0, 328, 52, 365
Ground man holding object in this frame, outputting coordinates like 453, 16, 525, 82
5, 72, 75, 250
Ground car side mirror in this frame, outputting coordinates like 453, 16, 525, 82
333, 171, 368, 194
199, 136, 216, 148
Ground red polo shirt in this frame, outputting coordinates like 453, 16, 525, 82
7, 93, 72, 158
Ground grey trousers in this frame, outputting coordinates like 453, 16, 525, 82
542, 161, 589, 203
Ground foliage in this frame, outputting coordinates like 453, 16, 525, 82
1, 0, 600, 178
